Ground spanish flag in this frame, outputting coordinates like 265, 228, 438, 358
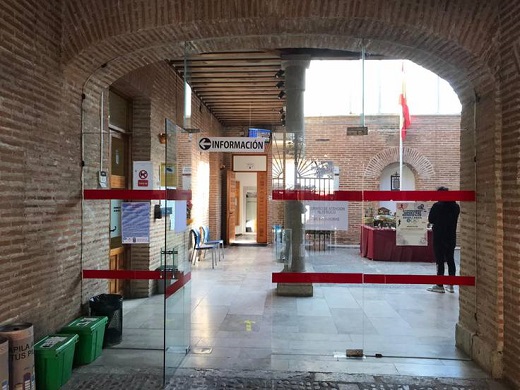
399, 62, 411, 141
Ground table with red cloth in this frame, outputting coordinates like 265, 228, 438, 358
360, 225, 435, 262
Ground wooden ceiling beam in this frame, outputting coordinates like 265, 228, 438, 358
200, 91, 278, 97
176, 66, 280, 74
191, 80, 277, 86
184, 72, 279, 79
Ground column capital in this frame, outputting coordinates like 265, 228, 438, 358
281, 55, 311, 70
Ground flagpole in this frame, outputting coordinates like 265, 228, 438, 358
399, 60, 403, 191
399, 128, 403, 190
399, 61, 406, 191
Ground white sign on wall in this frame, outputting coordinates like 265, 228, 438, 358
133, 161, 154, 190
304, 201, 348, 231
233, 155, 267, 171
198, 137, 265, 152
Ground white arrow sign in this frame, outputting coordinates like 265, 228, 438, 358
198, 137, 265, 152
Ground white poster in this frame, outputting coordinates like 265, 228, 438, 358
170, 200, 187, 232
304, 201, 348, 231
110, 200, 122, 239
395, 202, 429, 246
122, 202, 151, 244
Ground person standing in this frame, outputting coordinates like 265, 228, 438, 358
427, 186, 460, 293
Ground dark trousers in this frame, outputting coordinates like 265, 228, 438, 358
433, 240, 456, 284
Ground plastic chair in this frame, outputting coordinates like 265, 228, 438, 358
189, 228, 217, 268
200, 226, 224, 261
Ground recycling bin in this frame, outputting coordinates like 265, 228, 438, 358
0, 323, 35, 390
88, 294, 123, 347
0, 336, 8, 390
60, 317, 107, 365
34, 334, 78, 390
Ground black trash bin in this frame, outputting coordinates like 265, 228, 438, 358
89, 294, 123, 347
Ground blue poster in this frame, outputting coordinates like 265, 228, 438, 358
122, 202, 151, 244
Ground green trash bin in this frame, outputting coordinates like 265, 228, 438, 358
34, 334, 79, 390
60, 317, 107, 365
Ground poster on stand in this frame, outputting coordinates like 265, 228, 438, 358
395, 202, 429, 246
122, 202, 151, 244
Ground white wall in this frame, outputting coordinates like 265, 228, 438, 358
379, 163, 415, 213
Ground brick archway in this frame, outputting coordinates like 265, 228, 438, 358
364, 146, 435, 180
61, 1, 507, 383
63, 2, 498, 102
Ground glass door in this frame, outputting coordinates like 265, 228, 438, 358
163, 44, 193, 381
271, 53, 476, 372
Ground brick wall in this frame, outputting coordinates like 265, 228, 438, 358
0, 0, 84, 337
498, 2, 520, 387
269, 115, 461, 243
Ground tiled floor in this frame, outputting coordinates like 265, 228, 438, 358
80, 243, 496, 383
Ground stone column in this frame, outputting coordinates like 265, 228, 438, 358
277, 56, 313, 297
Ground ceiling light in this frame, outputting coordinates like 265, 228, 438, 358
278, 91, 286, 100
276, 81, 285, 89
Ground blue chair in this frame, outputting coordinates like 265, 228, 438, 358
200, 226, 224, 261
190, 228, 217, 268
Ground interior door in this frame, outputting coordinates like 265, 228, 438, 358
109, 130, 129, 295
256, 171, 267, 243
235, 180, 241, 226
226, 170, 236, 244
109, 247, 125, 295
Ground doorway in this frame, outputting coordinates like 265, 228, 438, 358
233, 170, 268, 245
243, 186, 257, 242
108, 90, 131, 296
234, 173, 257, 244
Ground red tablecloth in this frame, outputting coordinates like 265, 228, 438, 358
360, 225, 434, 262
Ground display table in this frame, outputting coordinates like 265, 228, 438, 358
360, 225, 434, 262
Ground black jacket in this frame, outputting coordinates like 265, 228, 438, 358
428, 201, 460, 246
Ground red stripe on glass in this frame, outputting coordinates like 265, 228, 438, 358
165, 272, 191, 299
84, 189, 191, 200
272, 272, 363, 284
82, 269, 191, 299
272, 272, 475, 286
83, 269, 174, 280
271, 190, 475, 202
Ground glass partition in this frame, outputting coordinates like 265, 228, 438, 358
80, 37, 476, 381
80, 42, 194, 387
164, 42, 193, 381
271, 53, 474, 371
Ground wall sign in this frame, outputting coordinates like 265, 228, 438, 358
133, 161, 154, 190
160, 163, 176, 187
198, 137, 265, 152
232, 155, 267, 171
304, 201, 348, 231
